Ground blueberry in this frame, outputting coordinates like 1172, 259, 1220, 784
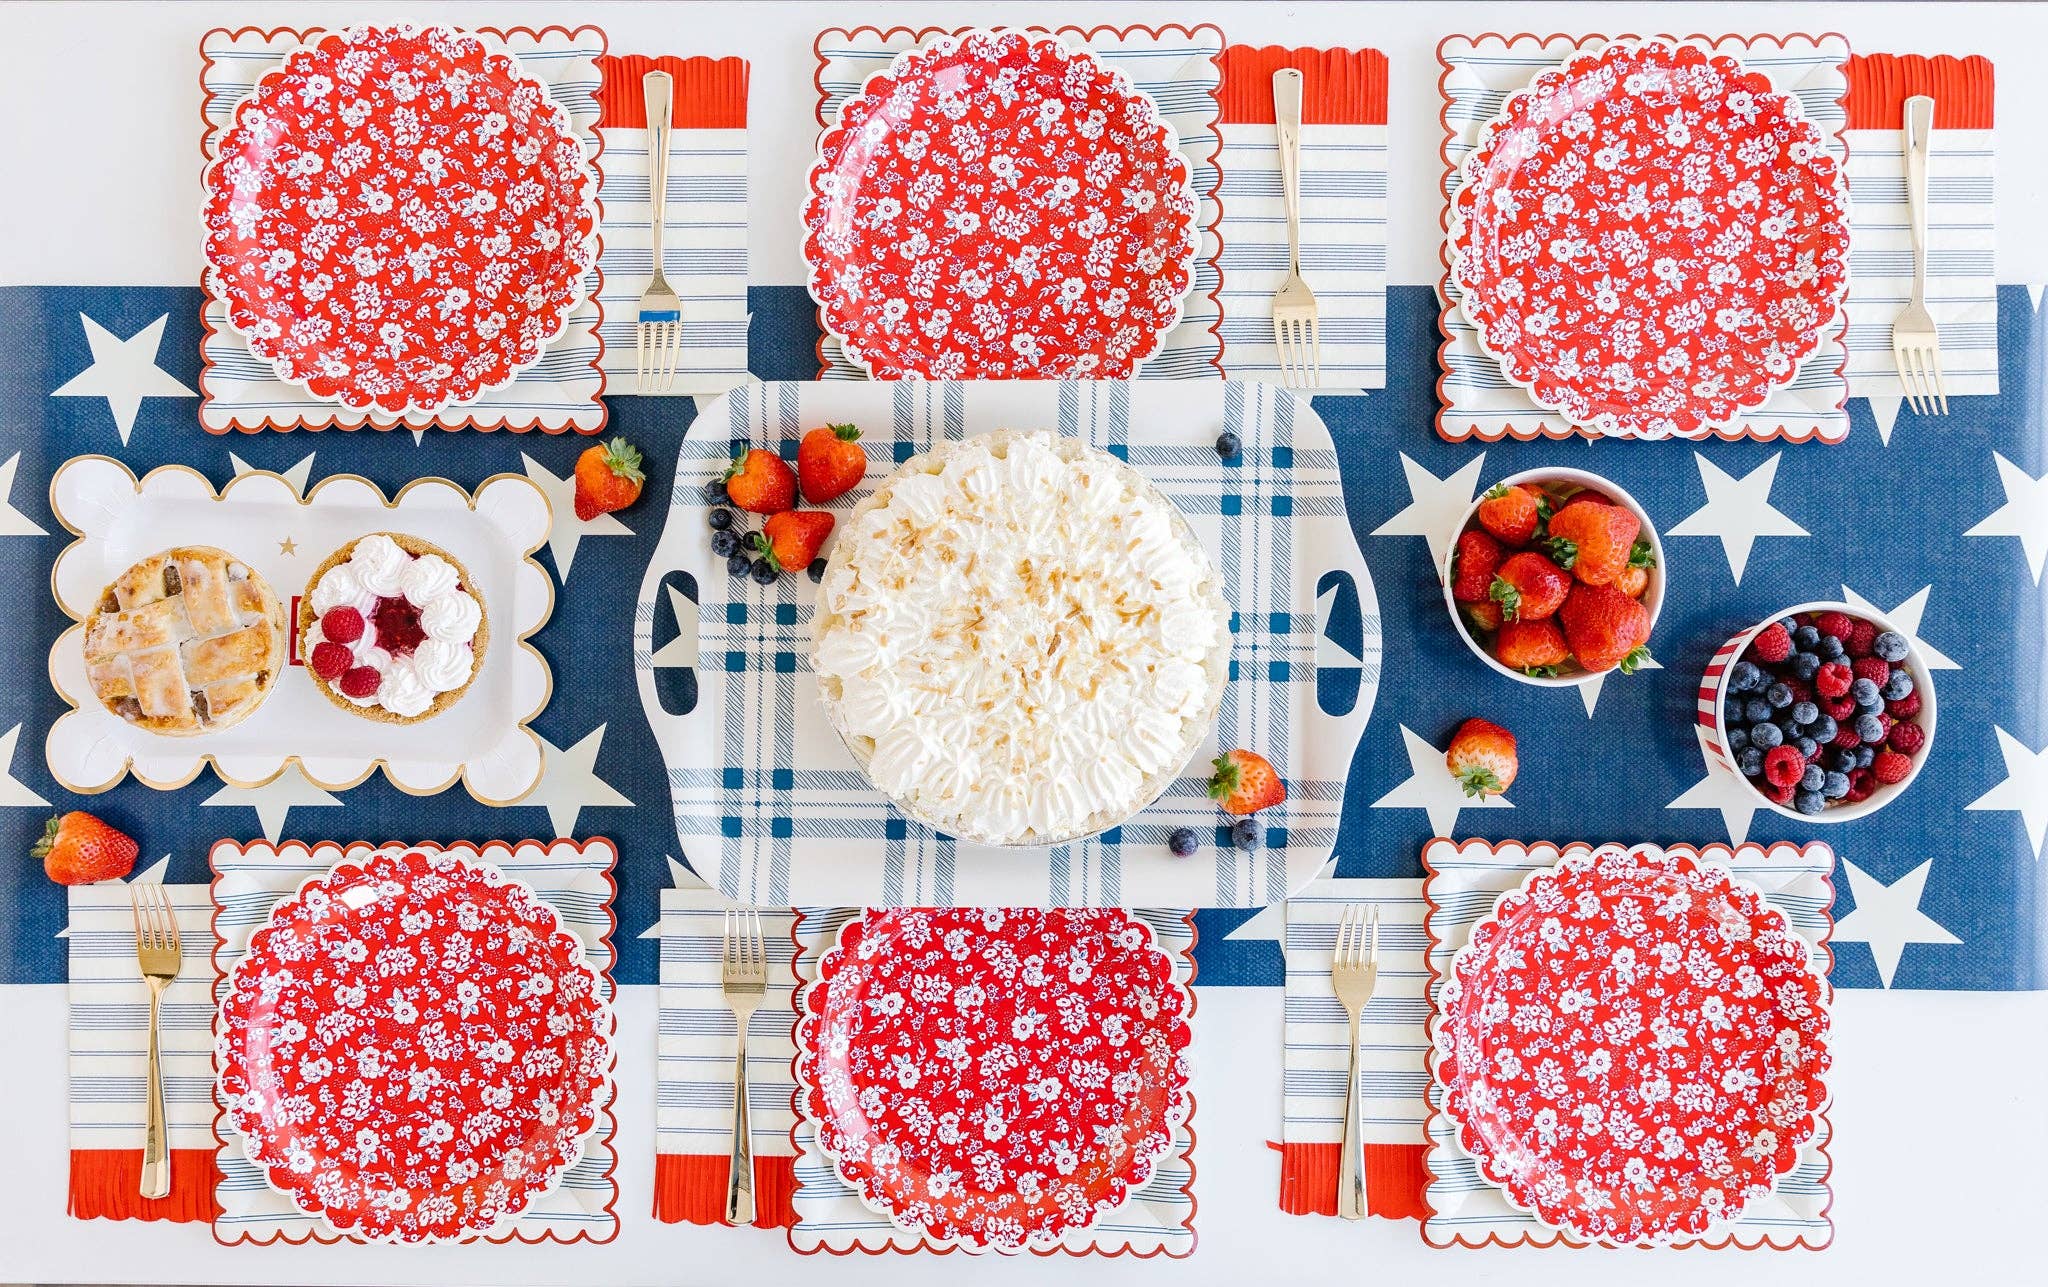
1793, 625, 1820, 649
1810, 715, 1838, 743
726, 553, 751, 577
749, 559, 779, 585
1851, 677, 1881, 706
710, 530, 741, 558
1737, 746, 1766, 777
1801, 764, 1825, 791
1167, 827, 1199, 857
1230, 817, 1263, 851
1744, 698, 1774, 724
1215, 431, 1242, 458
1792, 700, 1819, 727
1750, 722, 1783, 749
1727, 726, 1751, 752
1791, 652, 1821, 680
1794, 790, 1828, 816
1766, 682, 1794, 709
1779, 617, 1801, 632
1824, 771, 1851, 799
1829, 747, 1858, 773
1819, 634, 1846, 659
1873, 631, 1909, 662
708, 507, 734, 531
1856, 713, 1886, 744
1730, 661, 1766, 693
808, 561, 827, 583
1856, 745, 1877, 769
1883, 670, 1915, 700
1795, 736, 1819, 759
699, 477, 729, 503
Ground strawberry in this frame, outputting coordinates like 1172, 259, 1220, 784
1475, 483, 1543, 546
751, 510, 835, 573
1545, 501, 1641, 586
34, 812, 137, 886
1559, 583, 1652, 673
1558, 486, 1614, 510
1495, 617, 1569, 675
1445, 718, 1518, 798
1209, 749, 1286, 815
1614, 563, 1649, 598
573, 438, 645, 521
1489, 552, 1570, 621
723, 448, 797, 515
1462, 599, 1504, 633
798, 422, 867, 504
1451, 530, 1505, 603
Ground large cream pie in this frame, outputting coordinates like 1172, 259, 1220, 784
300, 533, 487, 724
811, 430, 1231, 845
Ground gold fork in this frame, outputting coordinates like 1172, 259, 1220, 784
130, 883, 182, 1200
1269, 67, 1321, 389
1891, 94, 1947, 415
721, 908, 767, 1225
1330, 903, 1380, 1221
635, 70, 685, 391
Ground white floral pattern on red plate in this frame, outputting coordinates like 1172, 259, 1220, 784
1449, 40, 1851, 439
203, 25, 600, 417
1433, 844, 1830, 1244
216, 847, 613, 1243
802, 29, 1199, 380
795, 908, 1192, 1253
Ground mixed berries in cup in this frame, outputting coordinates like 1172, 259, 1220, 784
1443, 469, 1662, 685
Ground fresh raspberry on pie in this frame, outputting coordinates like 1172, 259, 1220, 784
372, 598, 426, 656
339, 666, 382, 699
321, 606, 364, 644
309, 641, 353, 680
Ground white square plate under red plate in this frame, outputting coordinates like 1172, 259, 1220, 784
794, 907, 1191, 1254
46, 458, 553, 803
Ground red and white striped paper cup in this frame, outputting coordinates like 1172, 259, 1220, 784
1698, 600, 1938, 823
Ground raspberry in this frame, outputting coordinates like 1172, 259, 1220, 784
1846, 620, 1877, 656
1845, 770, 1875, 803
1815, 662, 1852, 698
338, 666, 382, 699
1766, 778, 1797, 805
309, 641, 352, 681
1750, 622, 1792, 664
1832, 727, 1861, 750
1815, 611, 1855, 640
1887, 691, 1922, 719
1851, 656, 1891, 687
1888, 721, 1926, 755
1821, 694, 1857, 721
1871, 748, 1913, 785
1763, 745, 1807, 788
320, 606, 365, 645
1787, 678, 1814, 703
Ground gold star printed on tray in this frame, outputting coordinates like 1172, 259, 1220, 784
278, 536, 297, 556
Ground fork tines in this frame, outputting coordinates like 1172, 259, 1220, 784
130, 882, 181, 956
721, 907, 766, 988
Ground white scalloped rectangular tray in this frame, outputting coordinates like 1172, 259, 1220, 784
46, 459, 554, 803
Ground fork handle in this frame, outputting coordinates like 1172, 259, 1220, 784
140, 983, 169, 1200
644, 70, 674, 286
1903, 95, 1933, 306
1273, 68, 1305, 277
725, 1026, 755, 1225
1337, 1010, 1364, 1220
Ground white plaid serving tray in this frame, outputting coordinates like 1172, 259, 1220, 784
633, 380, 1379, 907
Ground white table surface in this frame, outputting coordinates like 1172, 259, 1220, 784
2, 3, 2045, 1284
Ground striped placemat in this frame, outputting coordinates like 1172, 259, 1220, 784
1215, 45, 1389, 390
811, 24, 1226, 381
1420, 839, 1835, 1250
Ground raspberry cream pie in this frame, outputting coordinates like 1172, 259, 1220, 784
83, 546, 286, 736
811, 430, 1231, 845
300, 533, 488, 724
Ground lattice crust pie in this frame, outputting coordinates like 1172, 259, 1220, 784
82, 546, 286, 736
812, 430, 1232, 846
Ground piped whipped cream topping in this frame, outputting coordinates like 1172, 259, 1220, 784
812, 431, 1229, 844
308, 535, 481, 718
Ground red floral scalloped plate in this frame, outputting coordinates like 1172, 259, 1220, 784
203, 25, 600, 417
1450, 40, 1851, 438
216, 847, 613, 1243
795, 908, 1192, 1253
1433, 845, 1830, 1244
802, 29, 1199, 380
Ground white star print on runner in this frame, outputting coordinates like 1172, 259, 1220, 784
229, 449, 317, 496
0, 454, 48, 537
521, 453, 629, 581
1370, 453, 1486, 572
49, 313, 196, 445
1832, 858, 1962, 988
0, 724, 51, 808
1665, 726, 1762, 846
1840, 585, 1961, 670
202, 766, 342, 843
649, 584, 700, 667
1865, 394, 1905, 447
1963, 452, 2048, 583
1666, 452, 1808, 584
52, 857, 174, 938
1370, 724, 1512, 838
1576, 654, 1662, 719
511, 725, 632, 838
1966, 727, 2048, 860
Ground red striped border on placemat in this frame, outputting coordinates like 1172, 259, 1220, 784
1845, 53, 1993, 129
653, 1155, 798, 1226
1273, 1142, 1430, 1220
595, 54, 750, 128
1216, 45, 1388, 125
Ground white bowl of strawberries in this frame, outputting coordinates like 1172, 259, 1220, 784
1440, 468, 1664, 687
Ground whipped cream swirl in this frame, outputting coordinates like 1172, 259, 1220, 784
811, 431, 1230, 844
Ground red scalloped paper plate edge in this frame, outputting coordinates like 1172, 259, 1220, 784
1417, 837, 1836, 1252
